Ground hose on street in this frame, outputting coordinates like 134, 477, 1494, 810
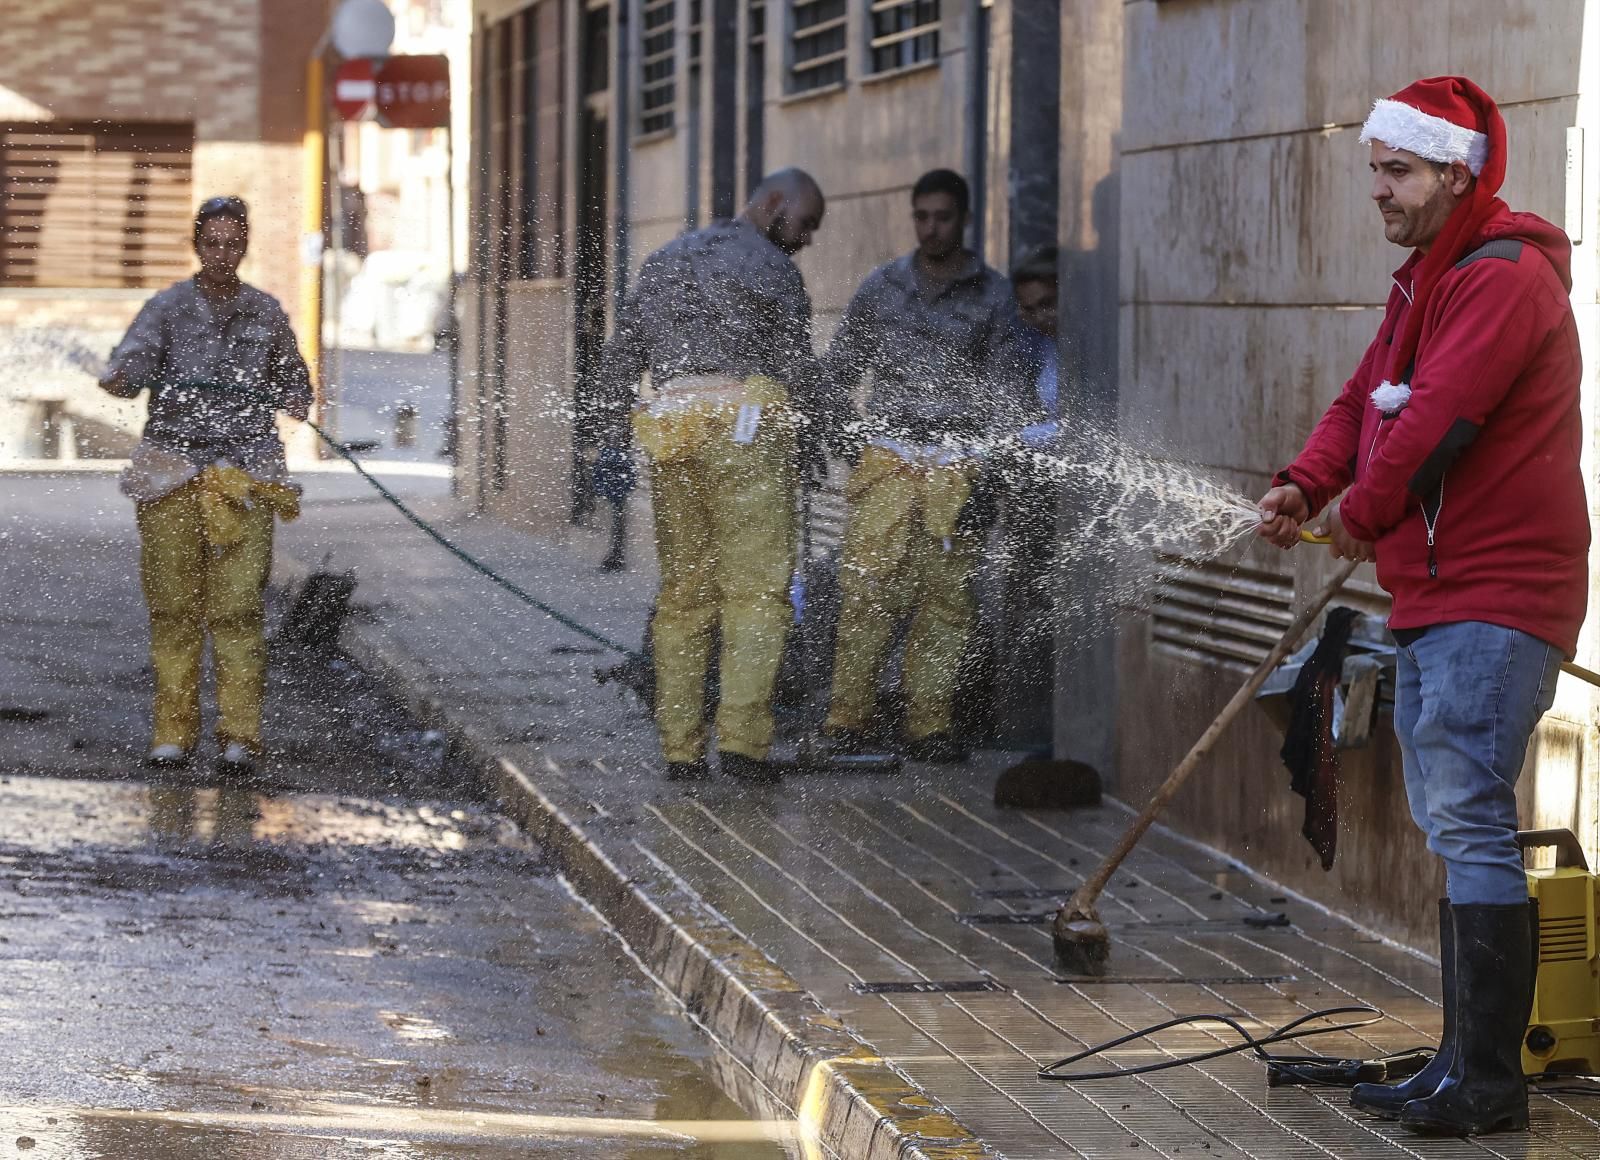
189, 380, 636, 657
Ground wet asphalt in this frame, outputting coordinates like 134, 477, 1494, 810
0, 473, 793, 1158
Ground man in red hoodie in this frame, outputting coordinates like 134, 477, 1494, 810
1257, 78, 1589, 1137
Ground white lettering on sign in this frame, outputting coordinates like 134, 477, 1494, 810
377, 81, 451, 103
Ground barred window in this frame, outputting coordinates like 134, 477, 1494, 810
0, 122, 193, 289
789, 0, 847, 94
639, 0, 677, 134
868, 0, 939, 75
746, 0, 766, 191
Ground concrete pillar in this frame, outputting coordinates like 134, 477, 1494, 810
987, 0, 1061, 263
1053, 0, 1122, 783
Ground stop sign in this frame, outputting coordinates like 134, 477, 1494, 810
332, 58, 376, 121
375, 55, 450, 129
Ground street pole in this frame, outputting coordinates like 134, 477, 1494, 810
301, 49, 327, 452
444, 117, 460, 478
327, 125, 345, 449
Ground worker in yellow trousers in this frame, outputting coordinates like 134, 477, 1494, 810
826, 446, 982, 749
643, 376, 797, 772
99, 196, 313, 775
822, 170, 1034, 763
136, 466, 300, 760
595, 170, 832, 782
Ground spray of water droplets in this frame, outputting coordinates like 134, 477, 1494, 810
0, 326, 107, 381
974, 395, 1270, 637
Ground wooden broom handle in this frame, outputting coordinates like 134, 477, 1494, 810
1068, 558, 1361, 912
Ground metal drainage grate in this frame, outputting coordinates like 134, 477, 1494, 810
1054, 974, 1291, 986
974, 887, 1069, 901
0, 707, 50, 722
956, 911, 1052, 926
851, 979, 1008, 995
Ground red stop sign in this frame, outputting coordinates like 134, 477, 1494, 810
332, 58, 376, 121
375, 55, 451, 129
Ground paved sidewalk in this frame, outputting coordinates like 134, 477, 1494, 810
278, 489, 1600, 1160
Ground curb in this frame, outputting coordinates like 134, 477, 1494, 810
279, 557, 996, 1159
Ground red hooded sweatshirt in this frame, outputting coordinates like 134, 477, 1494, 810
1277, 205, 1589, 655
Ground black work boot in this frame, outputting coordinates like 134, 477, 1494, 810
904, 733, 970, 764
665, 758, 710, 781
820, 728, 877, 758
1351, 898, 1455, 1118
719, 751, 783, 783
1400, 902, 1534, 1136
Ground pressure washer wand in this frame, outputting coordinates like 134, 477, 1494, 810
1053, 557, 1360, 976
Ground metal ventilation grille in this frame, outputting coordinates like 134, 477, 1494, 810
1149, 554, 1295, 672
1539, 914, 1589, 963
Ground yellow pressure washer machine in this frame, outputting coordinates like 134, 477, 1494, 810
1521, 828, 1600, 1077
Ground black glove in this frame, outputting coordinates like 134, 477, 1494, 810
591, 445, 637, 504
956, 470, 1003, 535
825, 418, 866, 468
794, 419, 830, 489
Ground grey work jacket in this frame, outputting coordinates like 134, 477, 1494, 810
825, 251, 1036, 441
594, 218, 827, 442
102, 277, 312, 486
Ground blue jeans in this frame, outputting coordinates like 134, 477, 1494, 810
1394, 621, 1560, 906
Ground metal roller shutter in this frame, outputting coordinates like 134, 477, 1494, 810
0, 121, 194, 289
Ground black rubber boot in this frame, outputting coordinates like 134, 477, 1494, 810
1351, 898, 1455, 1118
1400, 901, 1534, 1136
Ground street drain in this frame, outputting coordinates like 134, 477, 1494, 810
851, 979, 1008, 995
974, 887, 1069, 900
0, 708, 49, 722
1054, 974, 1291, 986
956, 912, 1295, 930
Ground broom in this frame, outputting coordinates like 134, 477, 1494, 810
1053, 552, 1360, 976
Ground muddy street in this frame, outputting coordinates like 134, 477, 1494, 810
0, 473, 792, 1158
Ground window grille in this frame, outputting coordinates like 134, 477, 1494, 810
0, 122, 193, 289
868, 0, 939, 75
583, 3, 610, 95
789, 0, 847, 94
745, 0, 766, 189
639, 0, 677, 134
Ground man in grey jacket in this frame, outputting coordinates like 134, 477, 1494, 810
595, 169, 830, 782
99, 196, 312, 774
822, 169, 1034, 762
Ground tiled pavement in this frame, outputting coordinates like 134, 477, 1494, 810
278, 486, 1600, 1159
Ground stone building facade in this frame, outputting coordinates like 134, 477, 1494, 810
1061, 0, 1600, 946
458, 0, 1059, 527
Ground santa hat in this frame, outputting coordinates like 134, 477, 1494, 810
1358, 77, 1508, 411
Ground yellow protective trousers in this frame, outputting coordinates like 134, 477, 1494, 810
638, 378, 797, 763
825, 445, 980, 742
135, 468, 293, 753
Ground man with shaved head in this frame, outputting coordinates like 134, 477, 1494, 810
596, 169, 831, 783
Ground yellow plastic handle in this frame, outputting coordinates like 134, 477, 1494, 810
1300, 529, 1332, 545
